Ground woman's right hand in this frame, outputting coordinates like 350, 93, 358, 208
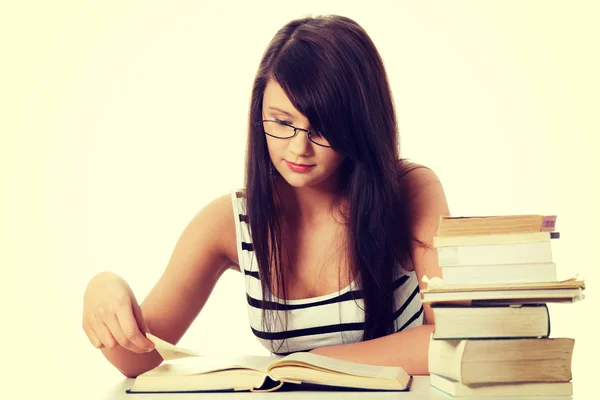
82, 272, 155, 354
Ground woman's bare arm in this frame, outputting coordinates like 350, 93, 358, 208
97, 193, 238, 377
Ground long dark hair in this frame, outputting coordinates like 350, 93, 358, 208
244, 14, 425, 351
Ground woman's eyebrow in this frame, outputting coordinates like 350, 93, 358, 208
267, 106, 295, 118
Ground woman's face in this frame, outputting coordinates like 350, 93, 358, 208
261, 79, 344, 189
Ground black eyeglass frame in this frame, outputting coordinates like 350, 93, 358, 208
257, 120, 332, 148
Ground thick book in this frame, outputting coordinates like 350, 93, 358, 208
431, 303, 550, 340
430, 373, 573, 397
433, 231, 560, 248
440, 262, 557, 285
428, 336, 574, 385
126, 334, 412, 393
436, 215, 556, 237
421, 278, 585, 304
436, 241, 553, 267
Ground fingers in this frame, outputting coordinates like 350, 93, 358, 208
82, 274, 155, 353
82, 317, 104, 349
132, 301, 151, 334
115, 303, 155, 352
88, 311, 118, 349
102, 309, 149, 354
83, 303, 154, 354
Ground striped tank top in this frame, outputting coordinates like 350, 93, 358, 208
231, 190, 424, 356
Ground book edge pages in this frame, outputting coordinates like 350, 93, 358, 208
269, 352, 408, 381
268, 367, 411, 391
421, 288, 583, 303
433, 231, 555, 247
429, 373, 573, 396
437, 215, 557, 237
432, 338, 573, 385
431, 304, 550, 339
422, 280, 585, 293
129, 369, 268, 393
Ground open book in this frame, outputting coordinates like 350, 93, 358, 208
126, 334, 412, 393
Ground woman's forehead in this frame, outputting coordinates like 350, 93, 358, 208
263, 80, 302, 119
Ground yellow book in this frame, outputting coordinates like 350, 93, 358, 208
127, 334, 412, 393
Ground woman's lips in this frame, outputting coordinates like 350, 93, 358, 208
285, 160, 315, 173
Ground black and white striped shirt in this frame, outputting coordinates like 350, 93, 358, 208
231, 190, 424, 356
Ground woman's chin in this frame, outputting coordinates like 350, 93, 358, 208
280, 174, 316, 188
279, 171, 337, 190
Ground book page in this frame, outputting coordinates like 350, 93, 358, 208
146, 333, 277, 373
147, 333, 203, 360
143, 355, 278, 376
145, 333, 407, 381
268, 352, 406, 380
222, 355, 279, 373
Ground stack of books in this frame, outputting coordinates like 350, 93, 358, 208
423, 215, 585, 397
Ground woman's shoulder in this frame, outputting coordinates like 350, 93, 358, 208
397, 160, 450, 246
205, 189, 240, 216
396, 160, 443, 195
195, 191, 241, 270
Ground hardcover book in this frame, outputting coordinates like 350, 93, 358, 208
126, 334, 412, 393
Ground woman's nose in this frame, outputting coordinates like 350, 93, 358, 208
288, 129, 313, 154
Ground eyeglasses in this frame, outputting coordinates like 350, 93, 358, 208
258, 120, 331, 148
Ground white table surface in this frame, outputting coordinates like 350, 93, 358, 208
101, 376, 577, 399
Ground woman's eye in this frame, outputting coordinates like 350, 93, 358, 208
275, 118, 292, 125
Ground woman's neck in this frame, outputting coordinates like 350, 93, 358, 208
275, 177, 348, 229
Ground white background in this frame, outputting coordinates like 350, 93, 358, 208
2, 1, 598, 398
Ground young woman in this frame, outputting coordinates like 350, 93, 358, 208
82, 14, 449, 378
